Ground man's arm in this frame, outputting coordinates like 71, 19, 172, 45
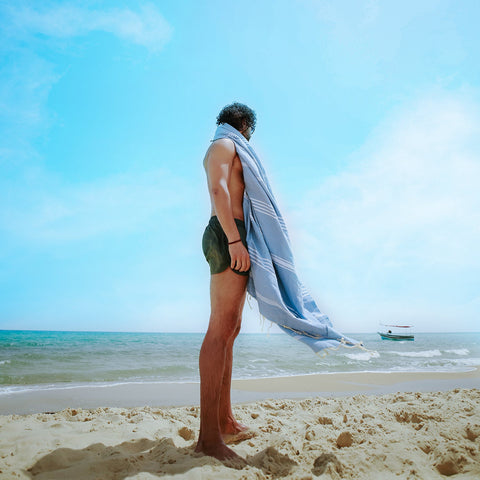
205, 139, 250, 272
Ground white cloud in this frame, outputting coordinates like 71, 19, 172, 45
297, 0, 465, 88
5, 2, 172, 52
0, 52, 60, 164
0, 168, 191, 243
0, 1, 176, 240
288, 89, 480, 330
0, 2, 171, 165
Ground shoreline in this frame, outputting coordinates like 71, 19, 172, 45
1, 364, 477, 392
1, 367, 479, 415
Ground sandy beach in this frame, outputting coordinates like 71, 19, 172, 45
1, 369, 479, 479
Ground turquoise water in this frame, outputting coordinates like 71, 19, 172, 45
1, 330, 479, 395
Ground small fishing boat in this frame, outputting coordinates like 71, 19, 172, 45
378, 324, 414, 341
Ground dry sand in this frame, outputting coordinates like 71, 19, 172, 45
1, 386, 479, 479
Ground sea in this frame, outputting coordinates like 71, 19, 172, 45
1, 330, 479, 396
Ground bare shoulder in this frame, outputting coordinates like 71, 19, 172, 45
208, 138, 236, 155
204, 138, 236, 168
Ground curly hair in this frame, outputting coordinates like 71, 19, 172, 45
216, 102, 257, 133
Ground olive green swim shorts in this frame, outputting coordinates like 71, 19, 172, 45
202, 216, 250, 276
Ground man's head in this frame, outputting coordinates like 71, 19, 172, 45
216, 102, 256, 141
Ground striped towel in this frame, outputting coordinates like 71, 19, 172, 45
212, 122, 363, 354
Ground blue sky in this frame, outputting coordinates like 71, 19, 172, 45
1, 0, 479, 333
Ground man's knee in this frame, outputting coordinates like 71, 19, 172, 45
227, 317, 242, 344
232, 322, 241, 339
207, 313, 240, 342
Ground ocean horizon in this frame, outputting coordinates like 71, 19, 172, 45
1, 330, 479, 396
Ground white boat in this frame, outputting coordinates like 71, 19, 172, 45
378, 324, 414, 341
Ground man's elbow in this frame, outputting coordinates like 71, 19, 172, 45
211, 184, 228, 197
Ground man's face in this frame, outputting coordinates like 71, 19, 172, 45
242, 125, 253, 141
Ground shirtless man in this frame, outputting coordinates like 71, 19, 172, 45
195, 103, 256, 460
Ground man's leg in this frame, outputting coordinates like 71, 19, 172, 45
195, 268, 248, 460
219, 316, 248, 436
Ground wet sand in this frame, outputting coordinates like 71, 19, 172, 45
1, 367, 479, 415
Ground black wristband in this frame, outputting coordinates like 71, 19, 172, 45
228, 238, 242, 245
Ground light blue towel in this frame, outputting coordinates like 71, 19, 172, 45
212, 122, 363, 354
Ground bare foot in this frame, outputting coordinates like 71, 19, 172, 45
220, 421, 255, 444
221, 421, 250, 435
223, 429, 256, 445
194, 439, 245, 463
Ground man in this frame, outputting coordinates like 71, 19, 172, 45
195, 103, 362, 462
195, 103, 256, 461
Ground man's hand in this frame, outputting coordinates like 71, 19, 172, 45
229, 242, 250, 272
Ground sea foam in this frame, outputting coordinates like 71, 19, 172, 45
389, 349, 442, 358
344, 351, 380, 361
445, 349, 469, 356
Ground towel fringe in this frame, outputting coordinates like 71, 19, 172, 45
248, 295, 274, 336
265, 317, 274, 334
314, 338, 377, 358
259, 314, 265, 332
258, 314, 273, 336
254, 314, 376, 355
276, 323, 376, 356
246, 293, 254, 310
